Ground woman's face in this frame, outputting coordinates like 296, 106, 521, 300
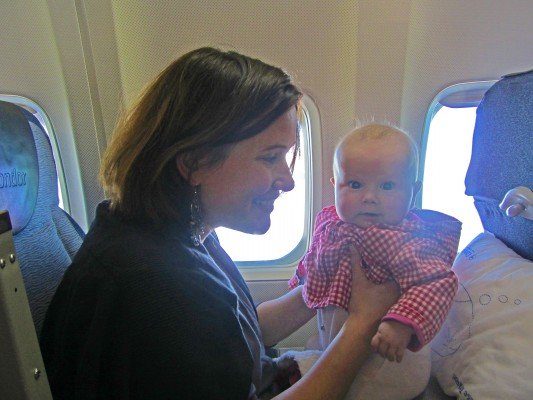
193, 108, 297, 234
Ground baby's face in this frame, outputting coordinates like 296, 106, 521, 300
332, 136, 419, 228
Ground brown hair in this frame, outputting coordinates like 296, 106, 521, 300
100, 47, 303, 226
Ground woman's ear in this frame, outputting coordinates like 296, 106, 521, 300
330, 176, 335, 186
176, 156, 189, 180
176, 156, 202, 186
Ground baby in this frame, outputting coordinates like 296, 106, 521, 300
290, 123, 462, 364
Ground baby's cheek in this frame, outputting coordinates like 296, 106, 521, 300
337, 194, 359, 218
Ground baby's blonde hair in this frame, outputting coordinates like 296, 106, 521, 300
333, 123, 419, 181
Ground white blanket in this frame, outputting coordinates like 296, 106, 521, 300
284, 305, 431, 400
431, 232, 533, 399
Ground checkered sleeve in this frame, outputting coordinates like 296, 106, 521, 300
382, 213, 461, 350
384, 271, 458, 350
288, 206, 338, 290
288, 206, 354, 310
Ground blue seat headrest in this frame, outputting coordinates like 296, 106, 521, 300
0, 101, 39, 233
0, 100, 85, 334
465, 70, 533, 260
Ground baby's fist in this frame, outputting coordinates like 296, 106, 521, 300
371, 320, 413, 362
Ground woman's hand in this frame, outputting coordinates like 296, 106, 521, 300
347, 247, 400, 328
274, 248, 400, 400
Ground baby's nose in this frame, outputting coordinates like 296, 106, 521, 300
362, 188, 378, 203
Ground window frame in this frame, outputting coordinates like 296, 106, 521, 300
418, 80, 497, 208
419, 80, 498, 251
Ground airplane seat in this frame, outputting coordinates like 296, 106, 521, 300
429, 70, 533, 399
0, 100, 85, 336
465, 69, 533, 260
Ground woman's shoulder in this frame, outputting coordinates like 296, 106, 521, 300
80, 202, 193, 266
64, 203, 236, 311
61, 207, 241, 323
43, 217, 252, 400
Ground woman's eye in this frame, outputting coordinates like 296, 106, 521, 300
349, 181, 361, 189
381, 182, 395, 190
261, 155, 279, 164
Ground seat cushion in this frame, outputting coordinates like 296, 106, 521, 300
431, 232, 533, 399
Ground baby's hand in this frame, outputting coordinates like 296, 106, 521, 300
370, 320, 413, 363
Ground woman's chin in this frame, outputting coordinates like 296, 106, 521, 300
230, 217, 271, 235
250, 219, 271, 235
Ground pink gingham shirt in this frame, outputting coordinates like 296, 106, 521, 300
289, 205, 461, 350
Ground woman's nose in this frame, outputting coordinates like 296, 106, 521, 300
274, 162, 295, 192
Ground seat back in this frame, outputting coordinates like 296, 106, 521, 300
464, 70, 533, 260
0, 100, 85, 335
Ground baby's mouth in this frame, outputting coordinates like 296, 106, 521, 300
360, 212, 380, 217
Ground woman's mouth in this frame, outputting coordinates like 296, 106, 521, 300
253, 198, 276, 213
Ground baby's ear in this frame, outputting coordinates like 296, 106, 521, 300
413, 180, 422, 195
330, 176, 335, 186
412, 180, 422, 205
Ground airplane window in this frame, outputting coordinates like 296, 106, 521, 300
215, 101, 313, 268
421, 80, 495, 251
422, 106, 482, 251
0, 95, 68, 212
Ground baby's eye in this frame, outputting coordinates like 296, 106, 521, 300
381, 182, 395, 190
349, 181, 362, 189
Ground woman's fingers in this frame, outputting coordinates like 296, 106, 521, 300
348, 246, 400, 320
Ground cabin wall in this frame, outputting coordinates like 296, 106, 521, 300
0, 0, 93, 229
104, 0, 361, 211
401, 0, 533, 147
1, 0, 531, 226
92, 0, 533, 211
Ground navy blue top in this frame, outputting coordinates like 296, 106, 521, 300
41, 201, 273, 399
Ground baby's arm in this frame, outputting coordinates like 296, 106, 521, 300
386, 272, 457, 351
370, 320, 413, 363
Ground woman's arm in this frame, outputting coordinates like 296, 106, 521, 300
274, 248, 400, 400
257, 285, 316, 346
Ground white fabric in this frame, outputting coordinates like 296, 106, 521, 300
431, 232, 533, 399
293, 305, 430, 400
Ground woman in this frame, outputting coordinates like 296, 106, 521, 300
40, 47, 399, 399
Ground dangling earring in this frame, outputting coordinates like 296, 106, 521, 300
190, 185, 205, 246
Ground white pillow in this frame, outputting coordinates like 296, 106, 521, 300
431, 232, 533, 399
